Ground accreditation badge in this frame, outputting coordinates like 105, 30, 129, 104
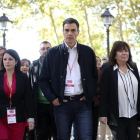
7, 107, 17, 124
64, 78, 74, 94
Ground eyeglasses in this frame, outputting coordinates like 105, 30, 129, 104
40, 47, 50, 51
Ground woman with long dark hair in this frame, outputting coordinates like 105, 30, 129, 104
0, 49, 34, 140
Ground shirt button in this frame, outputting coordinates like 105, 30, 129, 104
61, 76, 63, 78
83, 79, 85, 80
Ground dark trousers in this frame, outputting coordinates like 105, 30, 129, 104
36, 103, 57, 140
109, 114, 138, 140
23, 126, 34, 140
54, 100, 93, 140
92, 104, 99, 140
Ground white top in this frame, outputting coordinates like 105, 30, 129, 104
64, 42, 83, 96
113, 64, 138, 118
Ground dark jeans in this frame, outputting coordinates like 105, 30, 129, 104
109, 114, 138, 140
92, 103, 99, 140
36, 103, 57, 140
54, 100, 93, 140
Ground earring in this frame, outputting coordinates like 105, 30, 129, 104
15, 64, 17, 66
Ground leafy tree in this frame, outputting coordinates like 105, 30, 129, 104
0, 0, 140, 59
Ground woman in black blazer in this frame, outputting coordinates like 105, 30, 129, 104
0, 49, 34, 140
99, 41, 140, 140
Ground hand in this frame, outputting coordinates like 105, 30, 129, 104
63, 99, 68, 102
80, 96, 86, 101
99, 117, 107, 124
28, 122, 34, 131
52, 98, 60, 106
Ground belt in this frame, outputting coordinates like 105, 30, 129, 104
64, 93, 84, 101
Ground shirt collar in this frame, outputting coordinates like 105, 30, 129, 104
127, 63, 134, 71
113, 63, 134, 71
113, 64, 118, 71
64, 41, 77, 50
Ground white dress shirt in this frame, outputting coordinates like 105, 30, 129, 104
113, 64, 138, 118
64, 42, 83, 96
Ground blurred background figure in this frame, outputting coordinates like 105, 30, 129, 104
99, 57, 109, 140
20, 59, 31, 74
20, 58, 34, 140
102, 57, 108, 65
0, 46, 6, 70
92, 56, 102, 140
101, 57, 109, 72
28, 41, 57, 140
96, 56, 102, 69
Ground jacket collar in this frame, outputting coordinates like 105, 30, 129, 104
64, 41, 77, 50
39, 56, 43, 68
113, 63, 134, 71
62, 41, 79, 49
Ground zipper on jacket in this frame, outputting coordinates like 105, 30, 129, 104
61, 50, 69, 102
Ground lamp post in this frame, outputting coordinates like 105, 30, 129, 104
101, 8, 114, 58
0, 13, 11, 48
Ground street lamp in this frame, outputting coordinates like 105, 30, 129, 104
101, 8, 114, 58
0, 13, 11, 48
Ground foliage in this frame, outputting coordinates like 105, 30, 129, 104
0, 0, 140, 59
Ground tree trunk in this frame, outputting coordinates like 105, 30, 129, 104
49, 7, 60, 45
124, 21, 129, 44
83, 3, 94, 50
116, 0, 124, 41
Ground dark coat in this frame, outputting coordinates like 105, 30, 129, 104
28, 59, 39, 126
101, 62, 109, 72
99, 64, 140, 126
39, 42, 98, 106
28, 59, 39, 100
0, 71, 34, 123
94, 69, 102, 106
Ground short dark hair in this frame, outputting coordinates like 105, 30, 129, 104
0, 46, 6, 51
40, 41, 51, 46
2, 49, 21, 72
102, 57, 108, 61
96, 56, 101, 60
63, 18, 79, 30
21, 59, 31, 66
109, 41, 134, 68
96, 56, 101, 63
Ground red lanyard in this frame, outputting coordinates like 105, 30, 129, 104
6, 78, 12, 108
67, 51, 78, 76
